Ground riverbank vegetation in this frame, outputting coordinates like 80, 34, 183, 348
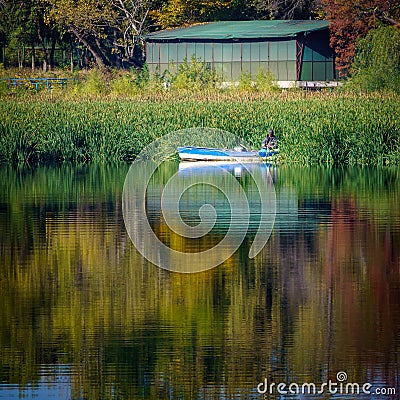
0, 91, 399, 165
1, 22, 399, 167
0, 0, 398, 73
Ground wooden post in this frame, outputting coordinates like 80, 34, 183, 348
70, 43, 74, 72
31, 43, 35, 71
18, 48, 21, 70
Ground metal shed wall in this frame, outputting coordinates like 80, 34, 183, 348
145, 21, 335, 82
146, 39, 299, 81
299, 30, 334, 81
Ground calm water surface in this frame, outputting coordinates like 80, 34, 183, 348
0, 163, 399, 399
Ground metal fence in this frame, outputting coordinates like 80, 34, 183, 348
0, 77, 75, 90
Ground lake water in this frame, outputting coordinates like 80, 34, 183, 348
0, 163, 399, 399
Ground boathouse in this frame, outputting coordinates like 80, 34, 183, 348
145, 20, 335, 86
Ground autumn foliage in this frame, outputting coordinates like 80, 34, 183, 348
322, 0, 390, 77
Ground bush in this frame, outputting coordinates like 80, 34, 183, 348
237, 72, 255, 91
349, 26, 400, 93
254, 69, 279, 93
0, 80, 9, 97
236, 69, 279, 93
110, 73, 137, 96
80, 68, 109, 96
172, 56, 217, 91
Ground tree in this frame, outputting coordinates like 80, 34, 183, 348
252, 0, 319, 19
0, 0, 63, 71
111, 0, 152, 67
30, 0, 61, 71
150, 0, 320, 28
150, 0, 231, 29
46, 0, 152, 69
321, 0, 390, 77
374, 0, 400, 25
350, 25, 400, 92
0, 1, 36, 69
45, 0, 117, 69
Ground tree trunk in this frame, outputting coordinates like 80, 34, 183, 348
49, 33, 57, 70
381, 14, 400, 26
70, 27, 109, 70
1, 46, 5, 67
70, 42, 74, 73
79, 48, 86, 69
30, 44, 35, 71
37, 28, 49, 72
95, 36, 113, 66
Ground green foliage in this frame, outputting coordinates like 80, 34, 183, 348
109, 66, 151, 96
79, 68, 109, 96
110, 72, 137, 97
150, 0, 320, 28
236, 69, 279, 93
238, 71, 255, 91
254, 69, 279, 92
172, 56, 217, 90
0, 95, 399, 165
151, 0, 231, 29
349, 26, 400, 93
0, 80, 8, 97
132, 64, 150, 89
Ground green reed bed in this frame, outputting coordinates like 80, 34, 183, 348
0, 94, 399, 165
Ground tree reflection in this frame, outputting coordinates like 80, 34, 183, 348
0, 164, 399, 399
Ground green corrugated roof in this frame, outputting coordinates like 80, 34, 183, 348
146, 20, 329, 40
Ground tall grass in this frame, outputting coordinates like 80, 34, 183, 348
0, 61, 282, 99
0, 94, 399, 165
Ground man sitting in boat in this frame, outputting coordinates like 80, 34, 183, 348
261, 129, 278, 150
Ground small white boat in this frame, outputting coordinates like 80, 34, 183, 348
177, 146, 277, 162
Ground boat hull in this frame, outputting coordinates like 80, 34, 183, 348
177, 146, 261, 162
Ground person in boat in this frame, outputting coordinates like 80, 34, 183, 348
261, 129, 278, 150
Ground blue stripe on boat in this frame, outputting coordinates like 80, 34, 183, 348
178, 146, 277, 161
178, 146, 260, 161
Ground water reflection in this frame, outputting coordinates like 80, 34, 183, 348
0, 164, 399, 399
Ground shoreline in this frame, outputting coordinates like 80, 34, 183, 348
1, 95, 399, 166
